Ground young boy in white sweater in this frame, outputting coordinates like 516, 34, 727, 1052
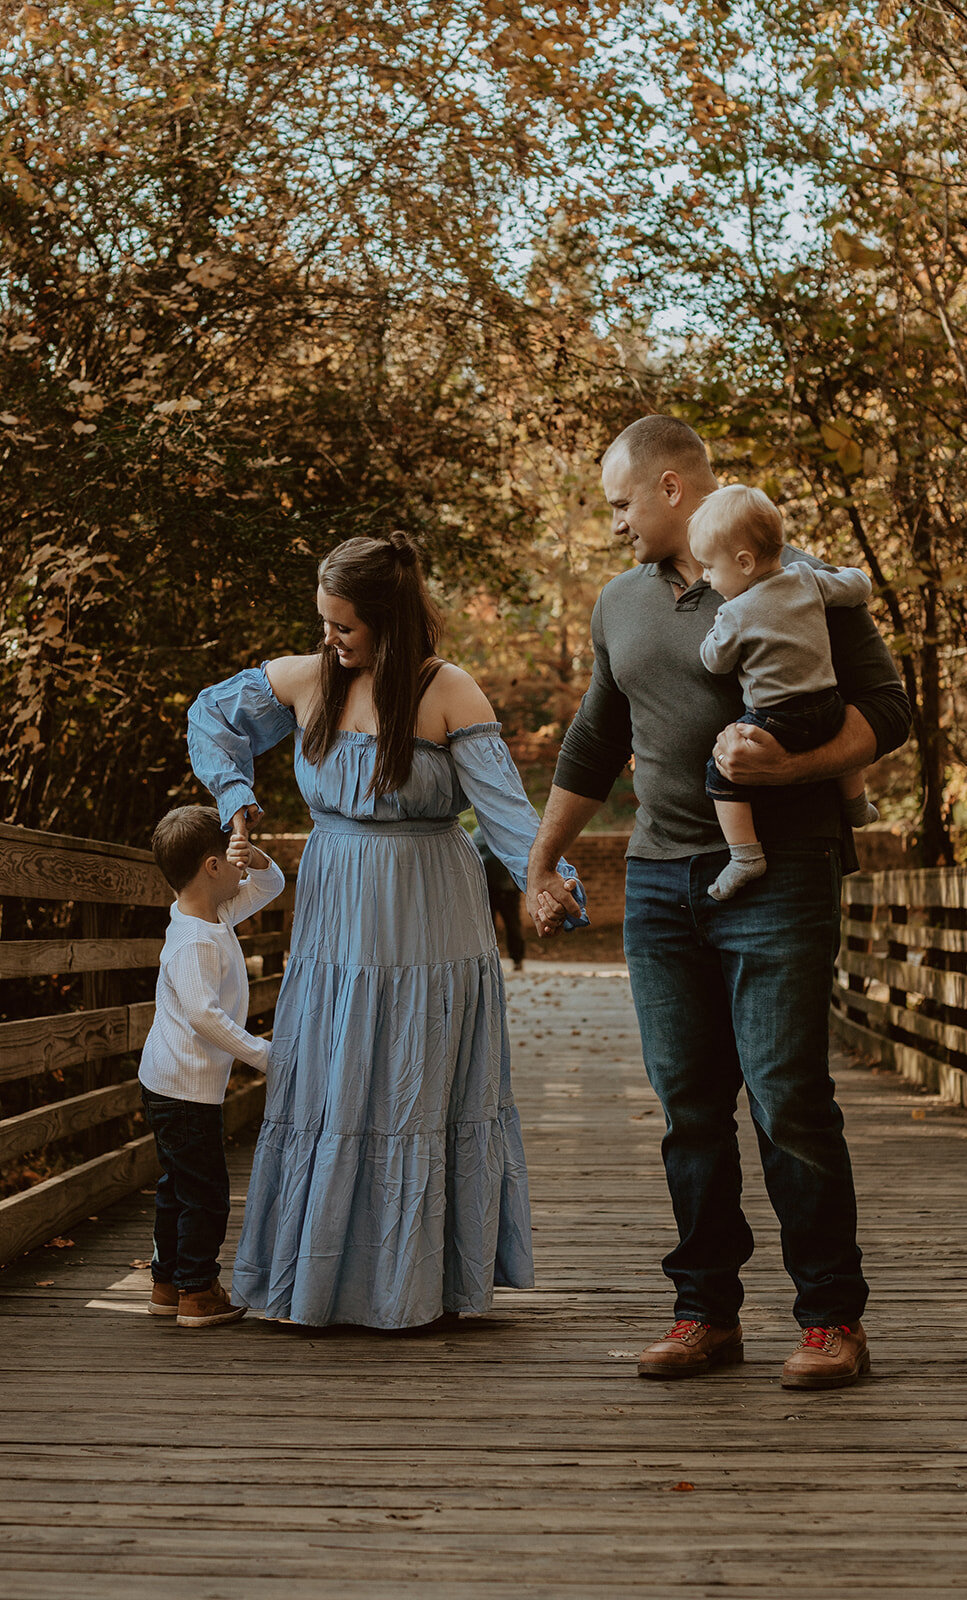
139, 805, 284, 1327
689, 485, 879, 902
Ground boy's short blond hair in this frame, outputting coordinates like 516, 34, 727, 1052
152, 805, 227, 892
689, 484, 784, 561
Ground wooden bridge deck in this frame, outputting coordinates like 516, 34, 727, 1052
2, 963, 966, 1599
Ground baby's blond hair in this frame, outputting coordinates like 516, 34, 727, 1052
688, 484, 784, 561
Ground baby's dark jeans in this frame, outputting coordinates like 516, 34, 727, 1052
706, 687, 847, 804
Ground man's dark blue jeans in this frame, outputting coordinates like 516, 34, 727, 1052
624, 841, 867, 1330
141, 1086, 231, 1292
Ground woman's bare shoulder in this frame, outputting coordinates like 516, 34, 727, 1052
423, 661, 497, 732
263, 654, 320, 708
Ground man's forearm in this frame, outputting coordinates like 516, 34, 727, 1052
529, 786, 601, 872
785, 705, 877, 783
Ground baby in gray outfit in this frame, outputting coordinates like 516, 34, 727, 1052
688, 484, 878, 902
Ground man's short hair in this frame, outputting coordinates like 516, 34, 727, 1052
688, 484, 785, 561
602, 415, 713, 484
152, 805, 227, 892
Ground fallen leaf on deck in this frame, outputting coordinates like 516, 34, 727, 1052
670, 1482, 696, 1492
35, 1280, 54, 1287
129, 1259, 151, 1269
45, 1237, 74, 1248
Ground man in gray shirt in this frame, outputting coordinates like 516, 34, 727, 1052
527, 416, 910, 1389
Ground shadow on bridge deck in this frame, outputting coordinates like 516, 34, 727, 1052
2, 963, 966, 1598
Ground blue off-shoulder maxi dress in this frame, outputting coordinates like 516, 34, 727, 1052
187, 665, 575, 1329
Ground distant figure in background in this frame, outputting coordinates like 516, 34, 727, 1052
472, 825, 525, 971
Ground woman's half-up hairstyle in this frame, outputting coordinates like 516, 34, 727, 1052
302, 532, 444, 797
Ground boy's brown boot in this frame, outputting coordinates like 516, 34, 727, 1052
176, 1278, 246, 1328
148, 1281, 179, 1316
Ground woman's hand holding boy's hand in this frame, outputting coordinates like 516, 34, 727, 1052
229, 807, 270, 871
226, 832, 252, 869
227, 832, 271, 872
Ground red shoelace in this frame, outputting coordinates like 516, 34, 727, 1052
799, 1324, 851, 1350
665, 1319, 709, 1340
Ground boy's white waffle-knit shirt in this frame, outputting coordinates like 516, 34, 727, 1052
138, 860, 285, 1104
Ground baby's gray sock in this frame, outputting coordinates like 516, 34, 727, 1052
844, 793, 879, 827
709, 843, 767, 902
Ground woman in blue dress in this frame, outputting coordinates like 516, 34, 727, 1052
187, 531, 584, 1329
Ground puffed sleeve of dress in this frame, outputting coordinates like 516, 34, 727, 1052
187, 665, 298, 830
449, 723, 588, 928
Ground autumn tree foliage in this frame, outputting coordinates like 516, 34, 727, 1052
0, 0, 651, 840
2, 0, 965, 860
625, 0, 967, 861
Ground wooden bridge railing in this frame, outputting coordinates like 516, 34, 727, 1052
831, 865, 967, 1108
3, 822, 964, 1267
0, 822, 295, 1266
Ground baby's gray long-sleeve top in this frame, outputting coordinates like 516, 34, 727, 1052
700, 562, 872, 710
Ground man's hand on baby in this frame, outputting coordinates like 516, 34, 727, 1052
712, 721, 792, 786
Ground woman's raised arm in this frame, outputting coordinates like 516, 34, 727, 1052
187, 665, 297, 831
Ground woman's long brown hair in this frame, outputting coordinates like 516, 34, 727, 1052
302, 531, 444, 797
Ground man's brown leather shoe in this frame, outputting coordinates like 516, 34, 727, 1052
177, 1279, 246, 1328
148, 1280, 179, 1317
781, 1322, 869, 1389
637, 1318, 744, 1379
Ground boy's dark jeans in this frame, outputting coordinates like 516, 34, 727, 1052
141, 1087, 230, 1292
706, 687, 847, 804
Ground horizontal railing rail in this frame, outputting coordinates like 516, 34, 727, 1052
0, 822, 294, 1265
831, 865, 967, 1107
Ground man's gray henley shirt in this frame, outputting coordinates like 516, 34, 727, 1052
553, 547, 911, 869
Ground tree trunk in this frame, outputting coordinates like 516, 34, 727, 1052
915, 581, 953, 865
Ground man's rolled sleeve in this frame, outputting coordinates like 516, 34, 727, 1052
827, 604, 911, 760
553, 595, 633, 800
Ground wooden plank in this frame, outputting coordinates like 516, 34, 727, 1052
238, 932, 288, 960
223, 1079, 266, 1137
841, 917, 967, 957
842, 866, 967, 910
4, 963, 967, 1598
0, 1078, 142, 1163
0, 823, 168, 906
0, 937, 164, 980
0, 989, 274, 1095
0, 822, 157, 866
257, 834, 309, 872
0, 1007, 130, 1084
829, 1009, 944, 1091
0, 1077, 264, 1264
837, 948, 967, 1010
247, 975, 282, 1013
0, 930, 287, 985
830, 981, 967, 1058
0, 1134, 158, 1262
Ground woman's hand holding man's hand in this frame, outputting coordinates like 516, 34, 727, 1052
526, 872, 582, 939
